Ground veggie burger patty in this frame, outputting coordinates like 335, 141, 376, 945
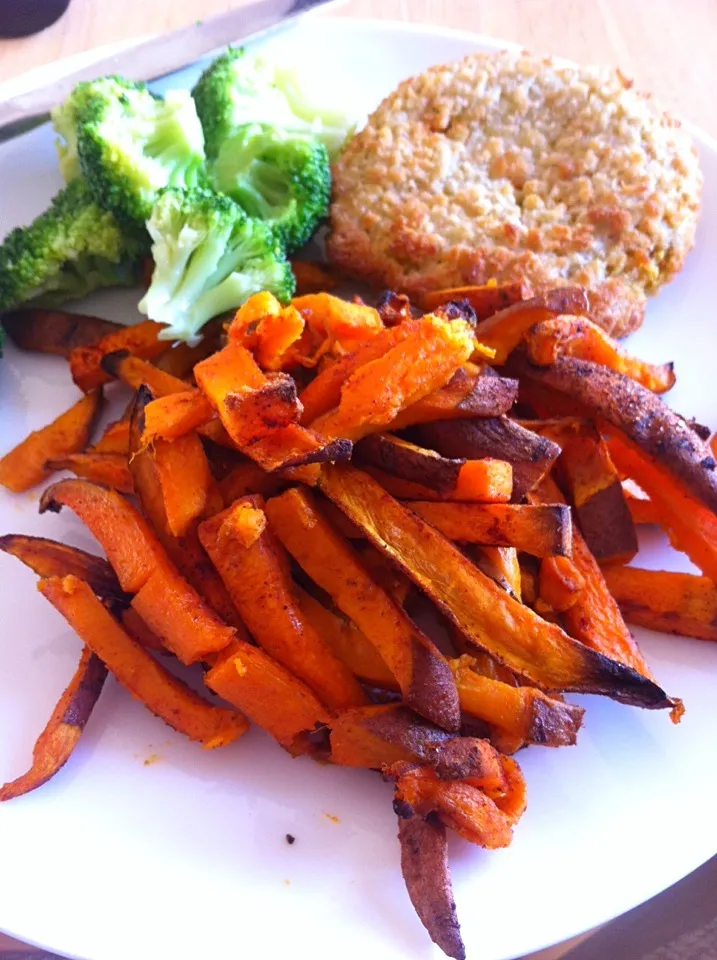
327, 50, 702, 337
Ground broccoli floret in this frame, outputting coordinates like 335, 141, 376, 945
192, 48, 354, 161
76, 79, 207, 224
51, 76, 131, 183
138, 187, 295, 345
0, 179, 149, 311
210, 125, 330, 252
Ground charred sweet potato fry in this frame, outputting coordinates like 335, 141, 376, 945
376, 291, 413, 327
99, 350, 190, 396
0, 533, 126, 602
39, 576, 247, 747
329, 704, 452, 769
420, 281, 530, 320
198, 497, 367, 712
608, 435, 717, 583
601, 566, 717, 642
387, 367, 519, 430
2, 307, 121, 357
291, 259, 340, 294
412, 417, 560, 501
361, 461, 513, 504
318, 465, 671, 709
205, 641, 330, 753
129, 391, 244, 632
408, 502, 571, 556
310, 315, 475, 441
517, 354, 717, 515
91, 419, 130, 455
472, 287, 590, 365
397, 813, 465, 960
0, 646, 107, 801
451, 656, 583, 747
265, 487, 461, 731
40, 479, 235, 663
532, 418, 638, 563
0, 388, 103, 493
525, 316, 676, 393
46, 453, 134, 494
69, 320, 171, 392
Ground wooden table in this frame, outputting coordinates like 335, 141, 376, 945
0, 0, 715, 957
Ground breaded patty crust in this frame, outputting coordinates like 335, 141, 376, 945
327, 50, 702, 336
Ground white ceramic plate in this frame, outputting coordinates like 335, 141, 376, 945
1, 18, 716, 960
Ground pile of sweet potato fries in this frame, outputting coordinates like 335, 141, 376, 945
2, 271, 717, 959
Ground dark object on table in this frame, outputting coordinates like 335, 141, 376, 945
0, 0, 71, 38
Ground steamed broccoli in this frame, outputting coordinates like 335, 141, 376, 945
0, 179, 149, 311
210, 124, 330, 252
51, 76, 130, 183
74, 78, 207, 224
192, 48, 354, 161
138, 187, 295, 345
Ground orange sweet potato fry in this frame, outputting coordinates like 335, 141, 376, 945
141, 389, 216, 443
99, 350, 190, 396
472, 287, 590, 365
92, 419, 130, 455
538, 555, 585, 613
39, 479, 235, 663
329, 704, 452, 769
362, 462, 513, 504
291, 260, 340, 294
292, 292, 384, 353
218, 462, 288, 505
625, 492, 661, 526
472, 547, 522, 601
0, 645, 107, 801
0, 389, 102, 493
608, 435, 717, 583
119, 607, 166, 653
318, 465, 671, 709
525, 316, 675, 394
205, 641, 330, 753
198, 497, 367, 711
0, 533, 126, 602
310, 316, 476, 442
39, 576, 247, 747
265, 487, 461, 731
153, 433, 212, 538
601, 566, 717, 643
46, 453, 134, 494
420, 281, 530, 318
69, 320, 171, 392
229, 293, 306, 370
387, 368, 519, 431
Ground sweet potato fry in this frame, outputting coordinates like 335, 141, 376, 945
265, 487, 461, 731
408, 502, 572, 556
0, 646, 107, 801
626, 493, 661, 526
40, 479, 235, 663
473, 547, 522, 601
198, 497, 367, 711
2, 307, 120, 356
0, 533, 126, 602
531, 418, 638, 563
329, 704, 452, 769
292, 292, 384, 353
291, 259, 340, 294
318, 465, 671, 708
0, 388, 103, 493
218, 462, 288, 505
39, 576, 247, 747
129, 391, 245, 631
141, 389, 216, 443
361, 461, 513, 504
538, 555, 585, 613
387, 367, 519, 431
99, 350, 189, 396
154, 319, 223, 378
69, 320, 171, 392
296, 588, 397, 688
152, 434, 212, 538
601, 566, 717, 642
376, 291, 413, 327
451, 656, 583, 747
607, 435, 717, 583
397, 813, 465, 960
472, 287, 590, 365
529, 475, 655, 681
91, 418, 130, 455
46, 453, 134, 494
310, 315, 475, 441
229, 294, 306, 370
517, 354, 717, 515
420, 281, 530, 320
119, 607, 166, 653
205, 641, 330, 753
412, 417, 560, 501
525, 316, 675, 393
